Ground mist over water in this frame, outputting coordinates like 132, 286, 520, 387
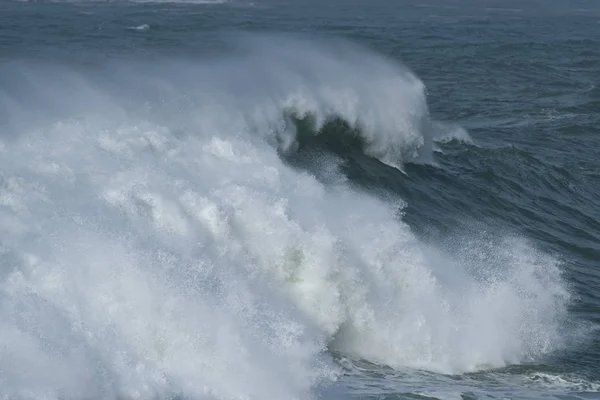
0, 34, 580, 399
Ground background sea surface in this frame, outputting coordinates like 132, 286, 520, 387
0, 0, 599, 399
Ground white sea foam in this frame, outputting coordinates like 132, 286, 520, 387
524, 372, 600, 392
127, 0, 227, 4
17, 0, 228, 4
129, 24, 150, 31
0, 35, 572, 400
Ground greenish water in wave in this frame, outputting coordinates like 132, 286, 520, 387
1, 1, 599, 399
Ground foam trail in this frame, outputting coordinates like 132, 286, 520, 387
0, 35, 571, 400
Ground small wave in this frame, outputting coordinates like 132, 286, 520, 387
525, 372, 600, 392
129, 24, 150, 31
128, 0, 228, 3
431, 121, 473, 144
16, 0, 228, 3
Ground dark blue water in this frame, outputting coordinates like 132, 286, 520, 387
1, 1, 599, 399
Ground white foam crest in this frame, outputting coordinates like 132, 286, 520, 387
129, 24, 151, 31
431, 120, 473, 144
524, 372, 600, 392
127, 0, 227, 4
0, 36, 573, 399
15, 0, 228, 4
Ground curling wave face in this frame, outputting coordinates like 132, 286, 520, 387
0, 36, 571, 400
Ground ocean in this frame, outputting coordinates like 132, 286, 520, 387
0, 0, 599, 399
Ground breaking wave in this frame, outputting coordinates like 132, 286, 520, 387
0, 35, 571, 400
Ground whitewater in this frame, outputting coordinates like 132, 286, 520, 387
0, 36, 573, 399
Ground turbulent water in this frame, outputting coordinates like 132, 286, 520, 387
1, 0, 599, 399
